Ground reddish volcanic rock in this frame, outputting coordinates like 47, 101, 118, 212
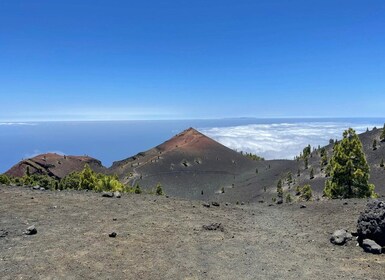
5, 153, 106, 179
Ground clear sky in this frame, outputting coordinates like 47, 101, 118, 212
1, 0, 384, 121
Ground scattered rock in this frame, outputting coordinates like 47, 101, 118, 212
357, 200, 385, 247
24, 225, 37, 235
276, 198, 283, 205
109, 232, 117, 238
114, 191, 121, 198
258, 200, 264, 203
343, 202, 348, 205
39, 187, 46, 191
102, 192, 114, 198
330, 229, 352, 245
202, 223, 224, 232
202, 203, 210, 208
0, 230, 8, 238
32, 185, 40, 190
240, 202, 245, 205
300, 205, 307, 209
362, 239, 382, 254
211, 202, 220, 207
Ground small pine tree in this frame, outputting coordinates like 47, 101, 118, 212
285, 193, 292, 203
297, 169, 301, 177
324, 128, 376, 198
156, 183, 164, 195
134, 184, 142, 194
310, 168, 314, 179
304, 158, 309, 170
380, 159, 384, 168
287, 172, 293, 185
373, 139, 378, 151
300, 185, 313, 201
276, 179, 283, 199
381, 123, 385, 142
79, 164, 97, 190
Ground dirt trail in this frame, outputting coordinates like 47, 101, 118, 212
0, 186, 384, 279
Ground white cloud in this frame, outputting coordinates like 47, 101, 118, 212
0, 122, 36, 126
200, 122, 380, 160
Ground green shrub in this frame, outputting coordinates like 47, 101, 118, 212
285, 193, 292, 203
0, 174, 11, 185
134, 184, 142, 194
295, 185, 313, 201
156, 183, 164, 196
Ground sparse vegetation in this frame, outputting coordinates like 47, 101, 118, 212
310, 168, 314, 179
285, 193, 292, 203
240, 151, 265, 161
296, 185, 313, 201
0, 174, 11, 185
381, 123, 385, 141
156, 183, 164, 195
324, 128, 376, 199
372, 139, 377, 151
286, 172, 293, 186
276, 179, 283, 200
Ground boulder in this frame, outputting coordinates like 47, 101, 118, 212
202, 203, 210, 208
357, 200, 385, 246
202, 223, 224, 232
109, 232, 117, 238
211, 202, 220, 207
114, 191, 121, 198
362, 239, 382, 254
102, 192, 114, 198
330, 229, 352, 245
24, 225, 37, 235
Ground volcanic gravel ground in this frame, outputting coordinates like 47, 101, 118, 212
0, 186, 384, 279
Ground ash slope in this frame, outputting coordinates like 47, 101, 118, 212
109, 128, 295, 202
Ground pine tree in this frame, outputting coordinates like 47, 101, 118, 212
276, 179, 283, 199
372, 139, 377, 150
304, 157, 309, 169
381, 123, 385, 142
310, 168, 314, 179
323, 128, 376, 198
380, 159, 384, 168
287, 172, 293, 185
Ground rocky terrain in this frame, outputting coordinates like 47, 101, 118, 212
1, 185, 384, 279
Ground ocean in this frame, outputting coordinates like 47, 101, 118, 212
1, 118, 384, 173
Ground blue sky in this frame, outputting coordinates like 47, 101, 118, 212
1, 0, 384, 121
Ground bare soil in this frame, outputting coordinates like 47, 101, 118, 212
1, 185, 384, 279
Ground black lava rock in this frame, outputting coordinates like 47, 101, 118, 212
357, 200, 385, 247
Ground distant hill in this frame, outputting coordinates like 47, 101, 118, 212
5, 153, 106, 179
108, 127, 261, 200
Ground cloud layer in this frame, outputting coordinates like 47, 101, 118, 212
200, 122, 380, 160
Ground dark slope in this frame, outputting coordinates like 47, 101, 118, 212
109, 128, 263, 201
277, 127, 385, 199
5, 153, 106, 179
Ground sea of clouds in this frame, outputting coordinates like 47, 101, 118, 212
200, 122, 381, 160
